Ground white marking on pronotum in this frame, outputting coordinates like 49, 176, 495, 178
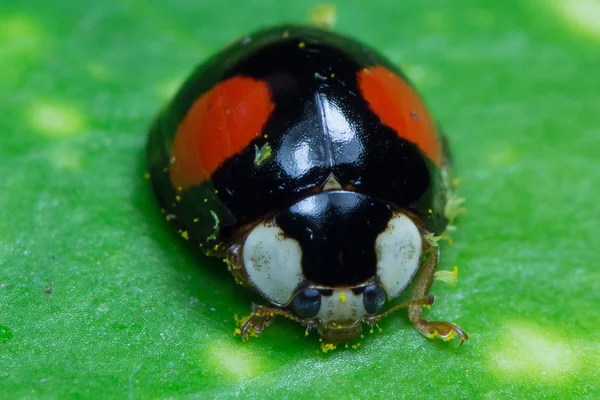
242, 222, 304, 305
375, 213, 423, 298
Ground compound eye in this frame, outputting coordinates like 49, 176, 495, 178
290, 288, 321, 319
363, 284, 386, 314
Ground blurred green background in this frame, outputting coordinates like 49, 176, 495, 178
1, 0, 599, 398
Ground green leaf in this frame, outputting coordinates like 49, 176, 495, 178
2, 1, 599, 398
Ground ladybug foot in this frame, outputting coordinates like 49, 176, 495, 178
234, 305, 275, 341
433, 265, 459, 285
414, 319, 470, 345
237, 314, 271, 341
234, 304, 301, 341
444, 194, 466, 223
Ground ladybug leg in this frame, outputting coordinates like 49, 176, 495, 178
439, 133, 466, 243
225, 245, 250, 286
408, 243, 469, 344
235, 304, 301, 341
367, 295, 435, 323
441, 176, 466, 245
440, 191, 465, 245
444, 193, 466, 230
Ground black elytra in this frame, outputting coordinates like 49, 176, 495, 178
147, 25, 450, 287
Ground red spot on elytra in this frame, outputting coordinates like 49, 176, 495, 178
357, 66, 442, 166
170, 77, 275, 189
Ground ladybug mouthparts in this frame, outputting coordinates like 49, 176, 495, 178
317, 320, 364, 344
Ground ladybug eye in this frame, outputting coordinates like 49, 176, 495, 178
290, 288, 321, 319
363, 284, 386, 314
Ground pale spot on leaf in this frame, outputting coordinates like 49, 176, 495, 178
156, 76, 185, 100
309, 4, 337, 29
424, 12, 447, 29
488, 146, 518, 167
86, 62, 110, 81
402, 64, 430, 87
0, 15, 43, 55
550, 0, 600, 38
489, 321, 577, 383
209, 343, 260, 379
30, 103, 85, 137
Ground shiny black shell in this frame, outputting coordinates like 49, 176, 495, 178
147, 25, 450, 255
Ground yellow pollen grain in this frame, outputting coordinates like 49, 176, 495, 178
320, 343, 337, 353
144, 172, 150, 179
309, 4, 337, 29
298, 41, 306, 48
181, 231, 189, 240
339, 292, 346, 303
193, 218, 199, 223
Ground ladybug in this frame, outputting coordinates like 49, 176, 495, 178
147, 25, 468, 345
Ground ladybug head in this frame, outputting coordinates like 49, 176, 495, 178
227, 190, 425, 343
